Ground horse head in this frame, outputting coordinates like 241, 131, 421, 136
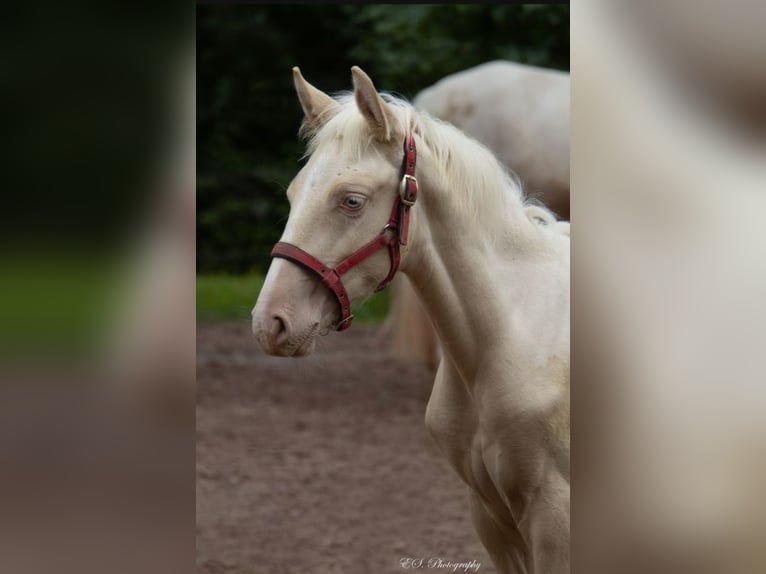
252, 66, 416, 356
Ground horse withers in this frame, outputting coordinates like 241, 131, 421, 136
252, 66, 570, 574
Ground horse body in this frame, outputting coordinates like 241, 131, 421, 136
252, 67, 570, 573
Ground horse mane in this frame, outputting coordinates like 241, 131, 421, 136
301, 91, 564, 233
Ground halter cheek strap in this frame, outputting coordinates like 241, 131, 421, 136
271, 133, 418, 331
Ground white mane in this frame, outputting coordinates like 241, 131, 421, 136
302, 91, 564, 232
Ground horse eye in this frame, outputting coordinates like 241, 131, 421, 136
341, 195, 365, 210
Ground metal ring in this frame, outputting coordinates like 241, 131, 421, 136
335, 314, 354, 331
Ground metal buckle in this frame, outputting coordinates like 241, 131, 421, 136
399, 174, 417, 206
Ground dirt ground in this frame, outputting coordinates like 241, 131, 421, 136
196, 322, 492, 574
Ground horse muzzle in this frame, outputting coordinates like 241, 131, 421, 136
251, 259, 333, 356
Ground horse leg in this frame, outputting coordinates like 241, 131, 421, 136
523, 471, 570, 573
469, 492, 527, 574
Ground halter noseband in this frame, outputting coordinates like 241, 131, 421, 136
270, 133, 418, 332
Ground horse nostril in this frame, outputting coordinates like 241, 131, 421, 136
269, 314, 289, 346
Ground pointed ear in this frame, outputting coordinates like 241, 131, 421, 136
293, 67, 338, 135
351, 66, 394, 141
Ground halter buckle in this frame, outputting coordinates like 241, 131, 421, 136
399, 174, 417, 206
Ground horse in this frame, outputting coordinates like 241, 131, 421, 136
389, 60, 570, 372
251, 66, 570, 573
415, 61, 570, 220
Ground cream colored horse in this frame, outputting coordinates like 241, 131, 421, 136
415, 60, 570, 219
390, 61, 570, 371
251, 66, 570, 573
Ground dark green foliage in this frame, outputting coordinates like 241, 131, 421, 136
197, 4, 569, 273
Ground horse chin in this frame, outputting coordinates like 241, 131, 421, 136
289, 334, 317, 357
285, 322, 320, 357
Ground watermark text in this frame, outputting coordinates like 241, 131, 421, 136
399, 557, 481, 572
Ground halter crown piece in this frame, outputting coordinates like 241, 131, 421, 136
271, 133, 418, 331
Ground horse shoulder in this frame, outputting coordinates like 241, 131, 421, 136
477, 353, 570, 484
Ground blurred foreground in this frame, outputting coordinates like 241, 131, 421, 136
573, 1, 766, 573
0, 6, 195, 573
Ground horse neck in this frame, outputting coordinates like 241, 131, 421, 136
401, 143, 557, 384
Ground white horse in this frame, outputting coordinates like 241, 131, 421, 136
390, 61, 570, 371
252, 66, 570, 573
415, 60, 570, 219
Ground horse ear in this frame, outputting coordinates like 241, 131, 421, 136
351, 66, 394, 141
293, 67, 338, 135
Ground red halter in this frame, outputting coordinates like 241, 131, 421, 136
271, 133, 418, 331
